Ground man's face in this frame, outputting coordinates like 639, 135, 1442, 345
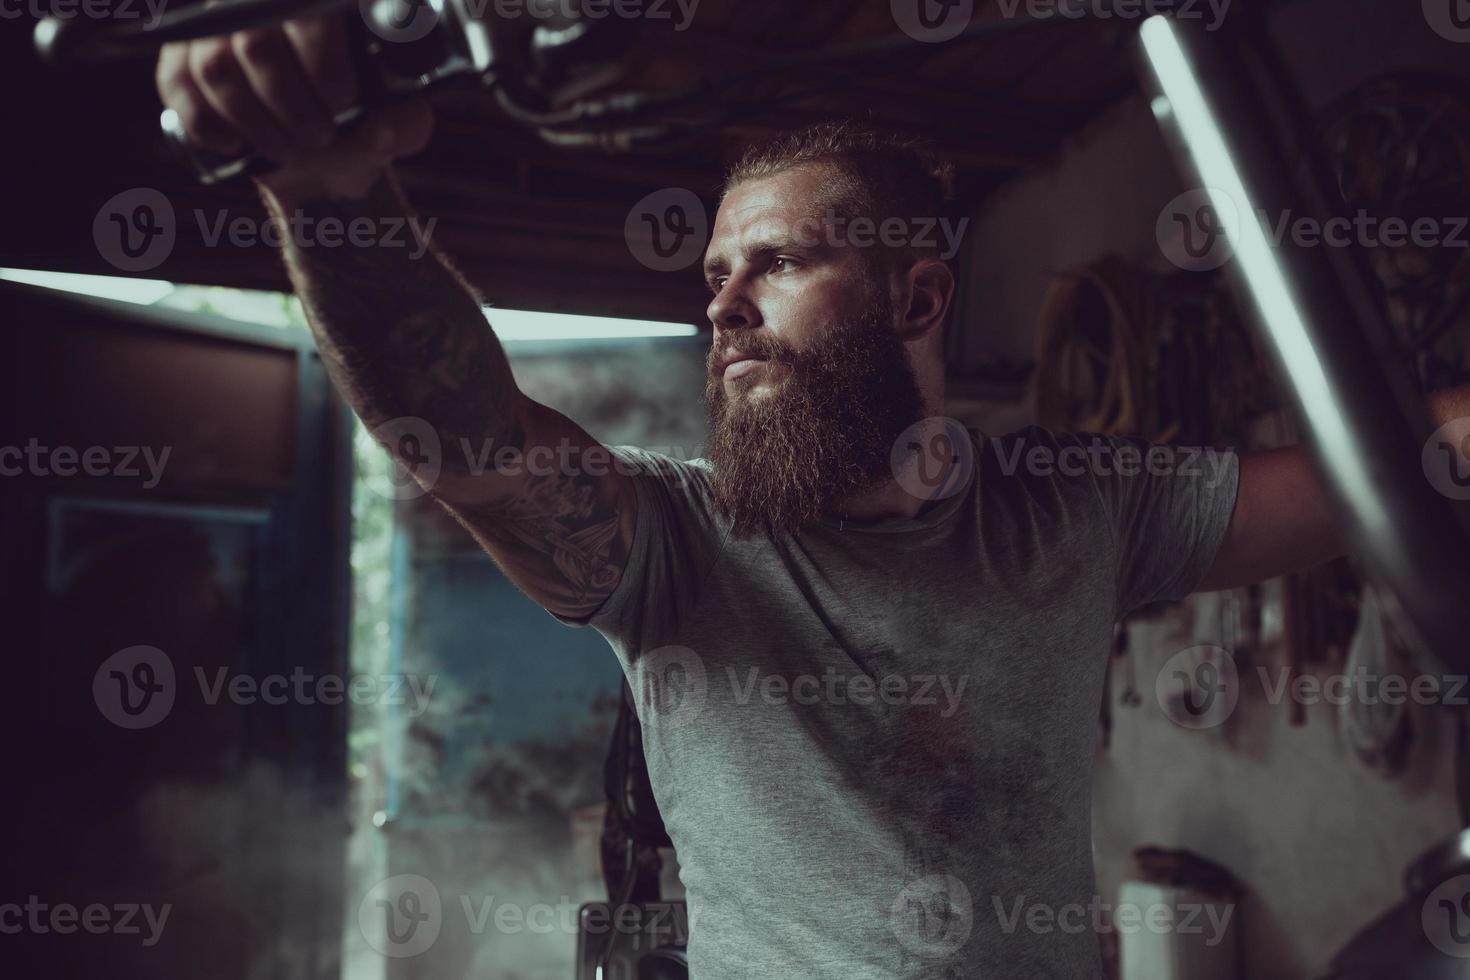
700, 165, 926, 537
703, 165, 874, 400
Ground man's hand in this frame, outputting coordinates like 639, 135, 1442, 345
153, 11, 432, 200
155, 14, 638, 623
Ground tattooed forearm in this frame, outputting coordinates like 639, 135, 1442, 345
262, 173, 524, 466
260, 171, 637, 618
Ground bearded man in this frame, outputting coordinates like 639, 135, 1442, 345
155, 17, 1469, 976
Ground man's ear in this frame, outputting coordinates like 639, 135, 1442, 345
899, 257, 955, 342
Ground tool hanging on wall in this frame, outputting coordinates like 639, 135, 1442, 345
1338, 583, 1415, 776
1033, 255, 1277, 451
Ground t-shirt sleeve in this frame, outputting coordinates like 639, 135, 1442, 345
546, 446, 728, 660
1079, 430, 1242, 617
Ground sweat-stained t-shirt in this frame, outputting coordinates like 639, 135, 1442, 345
552, 424, 1241, 980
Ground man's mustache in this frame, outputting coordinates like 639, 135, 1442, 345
707, 335, 799, 377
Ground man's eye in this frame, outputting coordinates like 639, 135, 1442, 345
708, 277, 727, 293
772, 256, 796, 273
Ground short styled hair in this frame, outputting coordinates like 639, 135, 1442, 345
720, 120, 958, 277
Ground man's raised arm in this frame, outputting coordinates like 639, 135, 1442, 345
271, 175, 637, 620
156, 14, 637, 621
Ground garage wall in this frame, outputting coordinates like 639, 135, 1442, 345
949, 1, 1470, 976
354, 337, 708, 980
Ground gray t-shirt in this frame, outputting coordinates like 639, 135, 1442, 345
555, 424, 1240, 980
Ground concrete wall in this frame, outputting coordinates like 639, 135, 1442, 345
354, 338, 708, 980
949, 1, 1470, 976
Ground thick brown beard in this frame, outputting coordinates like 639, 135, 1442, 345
704, 290, 926, 538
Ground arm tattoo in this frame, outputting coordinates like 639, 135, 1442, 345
270, 173, 519, 455
455, 469, 634, 619
267, 173, 632, 615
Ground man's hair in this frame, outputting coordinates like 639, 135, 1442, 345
720, 120, 958, 277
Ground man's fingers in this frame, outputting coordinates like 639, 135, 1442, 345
230, 27, 336, 151
157, 42, 242, 154
283, 16, 359, 117
332, 99, 435, 166
188, 37, 295, 162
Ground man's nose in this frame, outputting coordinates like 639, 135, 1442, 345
708, 280, 761, 335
